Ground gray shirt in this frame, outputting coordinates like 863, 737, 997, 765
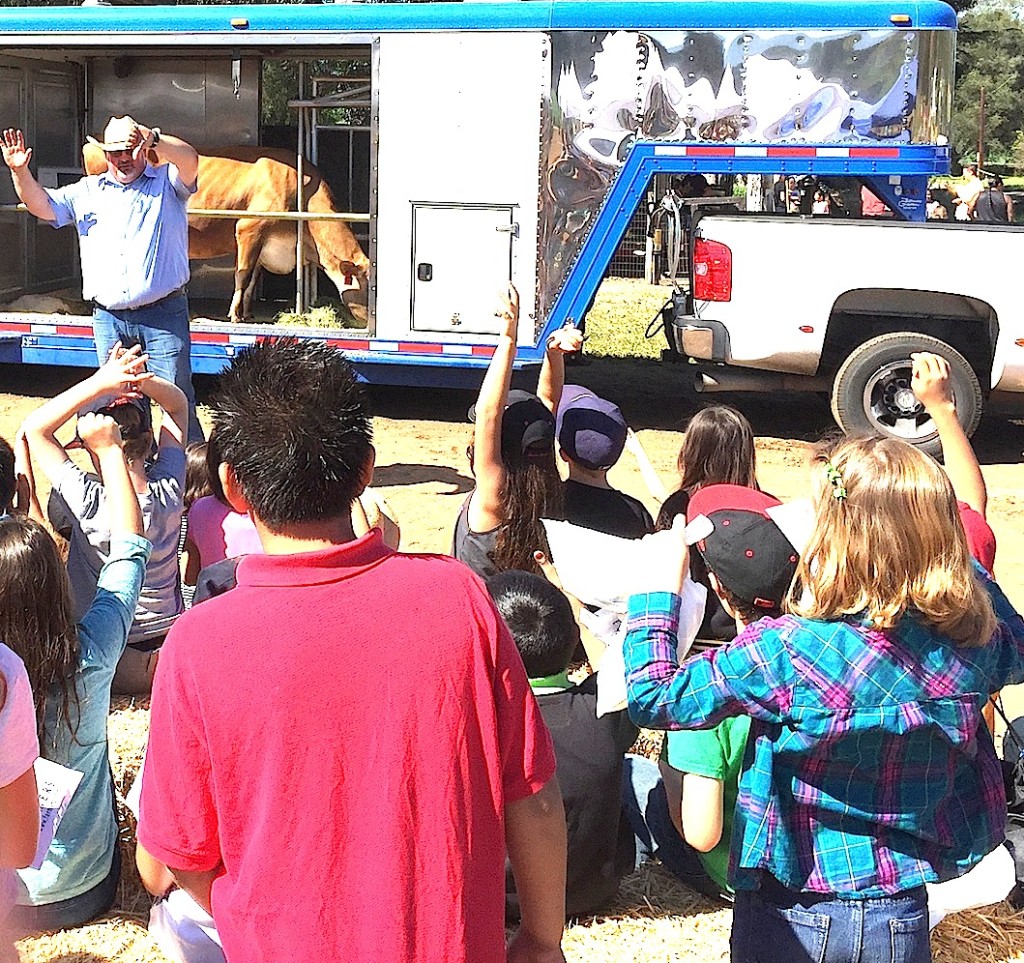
48, 447, 186, 642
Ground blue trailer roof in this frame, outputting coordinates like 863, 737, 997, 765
0, 0, 957, 42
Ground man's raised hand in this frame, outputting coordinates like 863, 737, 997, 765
1, 129, 32, 171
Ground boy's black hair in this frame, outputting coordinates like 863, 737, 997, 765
0, 436, 14, 513
209, 339, 373, 530
716, 582, 783, 624
486, 570, 579, 679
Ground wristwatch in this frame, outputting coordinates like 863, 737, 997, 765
150, 127, 161, 147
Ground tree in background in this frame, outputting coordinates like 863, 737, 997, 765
952, 3, 1024, 170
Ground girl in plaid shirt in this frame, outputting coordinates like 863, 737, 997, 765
625, 435, 1024, 963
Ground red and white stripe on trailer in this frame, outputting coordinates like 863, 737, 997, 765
654, 145, 902, 159
191, 329, 495, 359
0, 318, 497, 360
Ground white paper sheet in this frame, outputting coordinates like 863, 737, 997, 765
31, 758, 84, 870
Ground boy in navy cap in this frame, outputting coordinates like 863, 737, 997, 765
623, 484, 798, 898
556, 386, 652, 540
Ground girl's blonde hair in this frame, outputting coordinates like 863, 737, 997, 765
789, 435, 996, 646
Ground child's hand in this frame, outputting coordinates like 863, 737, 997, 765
76, 412, 123, 454
633, 515, 689, 597
92, 342, 153, 397
911, 352, 955, 414
496, 284, 519, 341
546, 322, 583, 355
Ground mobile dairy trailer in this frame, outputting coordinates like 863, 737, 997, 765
0, 0, 955, 388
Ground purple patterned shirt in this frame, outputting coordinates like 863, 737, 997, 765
624, 574, 1024, 897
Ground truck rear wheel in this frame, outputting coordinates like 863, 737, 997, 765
830, 333, 982, 458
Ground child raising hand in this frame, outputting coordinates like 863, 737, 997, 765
625, 435, 1024, 963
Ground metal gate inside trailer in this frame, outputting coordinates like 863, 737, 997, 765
0, 59, 81, 299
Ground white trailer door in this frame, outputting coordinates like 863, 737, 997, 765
411, 202, 514, 335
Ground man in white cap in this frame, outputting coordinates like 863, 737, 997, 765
1, 117, 202, 441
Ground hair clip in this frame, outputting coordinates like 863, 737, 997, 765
823, 460, 847, 501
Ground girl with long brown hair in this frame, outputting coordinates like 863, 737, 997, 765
656, 404, 759, 641
453, 286, 580, 577
626, 433, 1021, 963
5, 361, 150, 931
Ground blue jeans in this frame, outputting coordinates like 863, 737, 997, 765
731, 875, 931, 963
10, 828, 121, 931
621, 754, 723, 898
92, 293, 204, 443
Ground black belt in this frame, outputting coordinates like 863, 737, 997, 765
94, 285, 187, 312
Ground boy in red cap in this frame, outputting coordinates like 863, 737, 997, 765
623, 484, 798, 898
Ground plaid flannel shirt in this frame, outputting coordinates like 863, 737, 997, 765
624, 574, 1024, 898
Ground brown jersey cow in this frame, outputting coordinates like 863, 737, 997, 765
83, 144, 369, 324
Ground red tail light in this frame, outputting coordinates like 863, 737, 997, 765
692, 238, 733, 302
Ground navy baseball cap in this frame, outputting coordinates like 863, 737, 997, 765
556, 385, 627, 471
468, 389, 555, 459
685, 484, 799, 612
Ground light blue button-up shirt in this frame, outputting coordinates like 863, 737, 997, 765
46, 164, 196, 310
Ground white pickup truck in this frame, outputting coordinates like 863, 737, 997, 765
668, 207, 1024, 454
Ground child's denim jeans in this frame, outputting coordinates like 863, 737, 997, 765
731, 873, 930, 963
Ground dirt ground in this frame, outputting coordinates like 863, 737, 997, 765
3, 356, 1024, 962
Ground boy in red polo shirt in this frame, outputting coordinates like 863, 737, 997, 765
139, 339, 567, 963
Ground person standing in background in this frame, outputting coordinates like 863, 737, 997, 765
970, 174, 1013, 224
1, 118, 203, 442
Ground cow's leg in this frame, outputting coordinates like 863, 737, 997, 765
242, 263, 263, 321
232, 219, 264, 323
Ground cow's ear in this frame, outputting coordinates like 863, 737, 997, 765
218, 462, 251, 516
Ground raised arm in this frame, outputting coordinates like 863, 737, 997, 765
536, 324, 583, 414
624, 427, 670, 504
1, 129, 57, 222
505, 777, 567, 963
130, 124, 199, 190
78, 413, 143, 538
622, 519, 788, 729
911, 352, 987, 516
137, 372, 188, 451
12, 429, 44, 524
22, 343, 151, 484
467, 287, 518, 533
